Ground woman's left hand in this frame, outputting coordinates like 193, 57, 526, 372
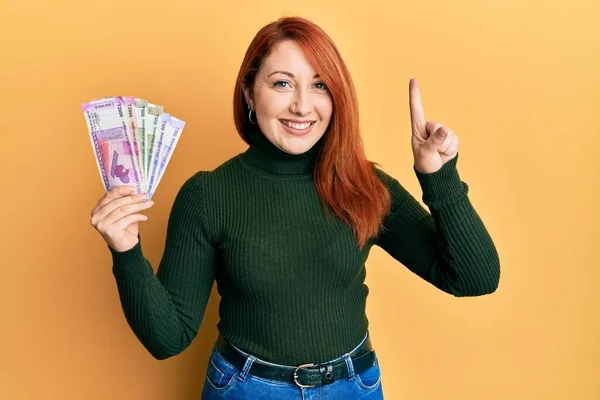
409, 78, 460, 174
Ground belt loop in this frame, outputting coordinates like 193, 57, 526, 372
237, 355, 256, 382
342, 354, 355, 381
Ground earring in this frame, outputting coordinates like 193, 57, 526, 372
249, 109, 257, 124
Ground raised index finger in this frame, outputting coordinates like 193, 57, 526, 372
409, 78, 426, 133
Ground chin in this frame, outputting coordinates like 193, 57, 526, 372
277, 144, 308, 155
279, 137, 321, 155
263, 122, 326, 155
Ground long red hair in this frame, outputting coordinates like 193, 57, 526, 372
233, 16, 391, 249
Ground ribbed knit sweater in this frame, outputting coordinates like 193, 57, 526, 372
109, 127, 500, 365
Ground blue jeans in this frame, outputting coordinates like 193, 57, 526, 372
201, 333, 384, 399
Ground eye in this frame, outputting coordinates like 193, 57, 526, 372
314, 82, 328, 91
273, 80, 291, 88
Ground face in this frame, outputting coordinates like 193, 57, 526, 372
244, 40, 333, 155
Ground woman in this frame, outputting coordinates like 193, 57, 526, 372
90, 16, 500, 399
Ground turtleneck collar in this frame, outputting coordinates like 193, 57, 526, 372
241, 126, 322, 176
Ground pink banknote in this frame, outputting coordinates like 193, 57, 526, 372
82, 97, 143, 193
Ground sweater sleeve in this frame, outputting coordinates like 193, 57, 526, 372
109, 172, 217, 359
374, 153, 500, 297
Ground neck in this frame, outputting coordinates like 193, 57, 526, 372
241, 126, 322, 176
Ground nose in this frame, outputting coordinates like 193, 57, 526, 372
290, 87, 311, 116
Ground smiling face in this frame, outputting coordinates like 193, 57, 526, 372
243, 40, 333, 155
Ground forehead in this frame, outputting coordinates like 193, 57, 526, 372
260, 40, 318, 77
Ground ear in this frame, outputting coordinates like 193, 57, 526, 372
242, 84, 254, 110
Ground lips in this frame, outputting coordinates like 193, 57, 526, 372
279, 119, 315, 136
279, 119, 315, 130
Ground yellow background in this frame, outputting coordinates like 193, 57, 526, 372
1, 0, 598, 399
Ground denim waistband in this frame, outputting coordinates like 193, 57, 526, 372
225, 331, 370, 368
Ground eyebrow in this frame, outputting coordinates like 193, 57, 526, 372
268, 70, 320, 79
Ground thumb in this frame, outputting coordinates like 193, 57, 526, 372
425, 126, 448, 151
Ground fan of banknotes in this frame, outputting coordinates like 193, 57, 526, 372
82, 96, 185, 199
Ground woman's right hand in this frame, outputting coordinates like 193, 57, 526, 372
90, 185, 155, 252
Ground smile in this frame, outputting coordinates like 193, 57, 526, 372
279, 119, 315, 130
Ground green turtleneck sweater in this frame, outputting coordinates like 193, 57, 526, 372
109, 127, 500, 365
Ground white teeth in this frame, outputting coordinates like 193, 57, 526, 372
282, 120, 312, 130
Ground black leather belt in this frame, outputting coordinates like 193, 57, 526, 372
215, 335, 376, 388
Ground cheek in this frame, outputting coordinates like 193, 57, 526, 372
257, 92, 290, 117
315, 97, 333, 121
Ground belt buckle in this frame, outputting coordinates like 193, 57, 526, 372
293, 363, 316, 388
